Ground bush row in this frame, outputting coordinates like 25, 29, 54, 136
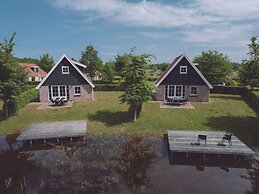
94, 83, 125, 91
212, 86, 259, 114
8, 88, 39, 115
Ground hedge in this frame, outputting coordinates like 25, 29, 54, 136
212, 86, 259, 115
8, 88, 38, 115
94, 83, 125, 91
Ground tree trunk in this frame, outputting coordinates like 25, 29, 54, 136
3, 100, 9, 118
133, 104, 137, 121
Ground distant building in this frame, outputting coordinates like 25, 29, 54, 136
19, 63, 47, 82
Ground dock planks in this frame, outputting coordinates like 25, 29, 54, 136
17, 120, 87, 141
168, 130, 255, 156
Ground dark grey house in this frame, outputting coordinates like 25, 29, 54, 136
155, 54, 213, 102
36, 55, 95, 102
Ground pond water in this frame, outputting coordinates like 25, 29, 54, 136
0, 135, 258, 194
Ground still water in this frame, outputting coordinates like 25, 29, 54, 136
0, 135, 258, 194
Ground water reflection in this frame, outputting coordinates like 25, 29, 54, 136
0, 135, 258, 194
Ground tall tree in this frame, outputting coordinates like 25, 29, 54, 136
240, 36, 259, 89
80, 45, 102, 79
101, 61, 115, 83
193, 50, 233, 85
119, 52, 153, 121
38, 53, 54, 72
114, 47, 136, 77
0, 33, 27, 117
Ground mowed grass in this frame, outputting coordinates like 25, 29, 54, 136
0, 92, 258, 144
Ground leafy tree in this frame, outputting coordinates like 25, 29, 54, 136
9, 56, 40, 64
0, 33, 27, 117
193, 50, 233, 85
152, 63, 169, 72
119, 52, 153, 121
80, 45, 102, 79
101, 61, 115, 83
114, 54, 131, 76
38, 53, 54, 72
240, 36, 259, 89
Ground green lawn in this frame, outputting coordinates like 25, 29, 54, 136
0, 92, 258, 144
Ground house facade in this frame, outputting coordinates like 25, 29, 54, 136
155, 54, 213, 102
36, 55, 95, 102
19, 63, 47, 82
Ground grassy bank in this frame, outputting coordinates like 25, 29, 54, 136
0, 92, 258, 144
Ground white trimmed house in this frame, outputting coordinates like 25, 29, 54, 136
155, 54, 213, 102
36, 55, 95, 102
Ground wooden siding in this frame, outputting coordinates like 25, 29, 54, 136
168, 130, 255, 156
160, 57, 207, 86
42, 57, 89, 86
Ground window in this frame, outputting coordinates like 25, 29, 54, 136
62, 66, 69, 74
190, 86, 197, 96
52, 86, 59, 97
50, 85, 67, 100
31, 67, 39, 72
74, 86, 81, 96
168, 85, 184, 98
60, 86, 66, 96
180, 66, 187, 74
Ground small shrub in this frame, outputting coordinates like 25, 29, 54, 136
8, 88, 38, 115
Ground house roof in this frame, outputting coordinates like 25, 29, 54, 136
71, 60, 87, 68
155, 54, 213, 89
36, 55, 95, 89
19, 63, 47, 77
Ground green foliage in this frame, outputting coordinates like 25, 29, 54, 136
212, 86, 259, 115
193, 50, 233, 85
8, 88, 38, 115
80, 45, 102, 79
38, 53, 54, 72
150, 62, 169, 72
94, 83, 124, 91
0, 33, 28, 117
119, 52, 154, 121
114, 53, 131, 76
240, 36, 259, 89
9, 56, 40, 65
101, 61, 116, 83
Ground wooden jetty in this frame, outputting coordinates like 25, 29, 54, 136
168, 130, 255, 157
17, 120, 87, 143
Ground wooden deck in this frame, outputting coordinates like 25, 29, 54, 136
17, 120, 87, 142
168, 130, 255, 156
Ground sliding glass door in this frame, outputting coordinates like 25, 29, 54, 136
50, 85, 67, 100
167, 85, 185, 98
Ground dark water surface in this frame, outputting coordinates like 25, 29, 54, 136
0, 135, 258, 194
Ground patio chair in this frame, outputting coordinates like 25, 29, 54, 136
197, 134, 207, 145
221, 133, 232, 147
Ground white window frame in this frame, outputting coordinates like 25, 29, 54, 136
190, 86, 198, 96
74, 86, 81, 96
50, 85, 67, 100
168, 85, 184, 98
62, 66, 69, 74
180, 66, 187, 74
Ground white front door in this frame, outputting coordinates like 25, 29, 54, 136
51, 85, 67, 100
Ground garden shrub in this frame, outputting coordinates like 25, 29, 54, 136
8, 88, 38, 115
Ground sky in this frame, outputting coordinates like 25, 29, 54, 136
0, 0, 259, 63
